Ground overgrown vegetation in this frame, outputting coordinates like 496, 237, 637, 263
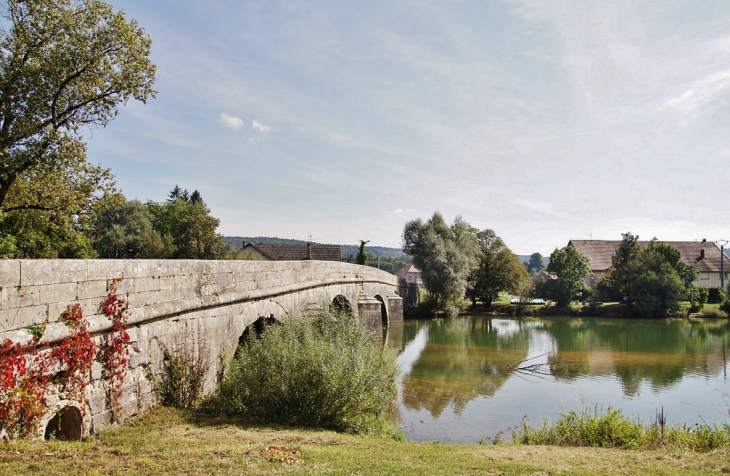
158, 345, 209, 409
204, 310, 399, 435
512, 406, 730, 452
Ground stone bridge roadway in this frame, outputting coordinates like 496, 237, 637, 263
0, 259, 403, 439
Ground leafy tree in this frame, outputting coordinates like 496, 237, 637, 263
542, 246, 592, 308
467, 229, 530, 309
147, 189, 226, 259
0, 0, 156, 210
90, 195, 165, 258
527, 252, 545, 276
633, 240, 697, 318
598, 235, 700, 317
0, 150, 114, 258
356, 240, 369, 266
402, 212, 478, 309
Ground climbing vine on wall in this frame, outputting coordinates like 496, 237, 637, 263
0, 336, 50, 439
0, 279, 131, 439
0, 304, 96, 440
100, 278, 130, 421
52, 304, 97, 411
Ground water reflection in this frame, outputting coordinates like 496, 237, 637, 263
395, 316, 730, 441
400, 318, 531, 417
543, 319, 730, 395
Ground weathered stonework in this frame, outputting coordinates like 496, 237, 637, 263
0, 260, 402, 438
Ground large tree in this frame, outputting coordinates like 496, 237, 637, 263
0, 0, 156, 210
402, 212, 478, 309
467, 229, 530, 309
541, 245, 591, 308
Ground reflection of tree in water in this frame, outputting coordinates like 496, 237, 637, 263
401, 318, 530, 418
544, 318, 730, 395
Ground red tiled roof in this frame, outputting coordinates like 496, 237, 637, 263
568, 239, 727, 273
244, 243, 341, 261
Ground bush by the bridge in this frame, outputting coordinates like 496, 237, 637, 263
204, 310, 399, 435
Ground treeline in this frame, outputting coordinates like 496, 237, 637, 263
0, 183, 227, 260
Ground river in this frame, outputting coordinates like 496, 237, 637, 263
384, 316, 730, 443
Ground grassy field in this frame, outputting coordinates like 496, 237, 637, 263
1, 407, 729, 475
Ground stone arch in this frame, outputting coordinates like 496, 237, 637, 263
331, 295, 353, 315
44, 406, 82, 441
374, 294, 388, 325
235, 314, 279, 358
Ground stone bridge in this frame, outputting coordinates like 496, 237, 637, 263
0, 259, 403, 439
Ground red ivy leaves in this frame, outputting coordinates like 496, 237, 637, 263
100, 278, 130, 421
0, 339, 50, 439
0, 304, 97, 440
51, 304, 96, 410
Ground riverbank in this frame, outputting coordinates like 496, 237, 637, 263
460, 302, 729, 319
1, 406, 728, 475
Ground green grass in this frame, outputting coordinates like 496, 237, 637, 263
1, 407, 728, 475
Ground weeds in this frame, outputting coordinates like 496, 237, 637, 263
511, 405, 730, 452
158, 345, 209, 409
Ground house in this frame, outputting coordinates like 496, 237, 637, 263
394, 264, 422, 285
240, 242, 341, 261
568, 239, 729, 288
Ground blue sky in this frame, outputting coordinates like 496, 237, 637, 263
86, 1, 730, 254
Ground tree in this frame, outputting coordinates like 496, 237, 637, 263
633, 240, 697, 318
0, 149, 115, 258
597, 235, 700, 317
146, 189, 226, 259
90, 195, 165, 258
402, 212, 478, 309
543, 246, 592, 308
467, 229, 530, 309
527, 252, 545, 276
0, 0, 156, 210
356, 240, 369, 265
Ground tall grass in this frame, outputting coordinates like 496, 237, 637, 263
204, 309, 399, 435
512, 406, 730, 452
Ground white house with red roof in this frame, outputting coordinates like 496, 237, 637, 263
394, 264, 422, 285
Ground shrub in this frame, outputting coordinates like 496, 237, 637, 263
205, 310, 399, 435
158, 346, 209, 409
700, 308, 728, 319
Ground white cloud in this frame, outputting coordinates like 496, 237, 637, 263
252, 120, 272, 132
661, 70, 730, 114
219, 113, 244, 129
393, 209, 404, 214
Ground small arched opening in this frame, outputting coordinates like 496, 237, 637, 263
235, 315, 279, 358
374, 295, 388, 325
331, 295, 353, 315
44, 406, 82, 441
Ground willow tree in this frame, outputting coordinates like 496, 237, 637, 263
0, 0, 156, 211
402, 212, 478, 309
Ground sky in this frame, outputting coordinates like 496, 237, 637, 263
86, 0, 730, 255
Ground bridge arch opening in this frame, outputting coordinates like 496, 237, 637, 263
44, 406, 82, 441
331, 295, 353, 315
236, 315, 278, 357
374, 295, 388, 325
